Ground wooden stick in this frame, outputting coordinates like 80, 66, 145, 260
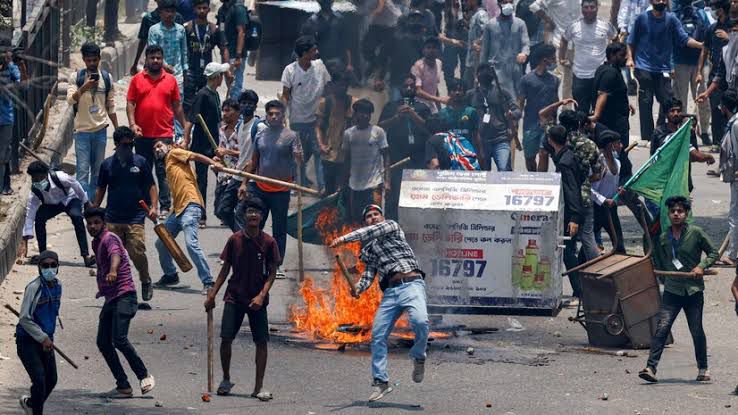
196, 114, 220, 154
624, 142, 638, 153
4, 304, 79, 369
654, 269, 719, 278
216, 166, 320, 195
296, 161, 305, 282
718, 231, 731, 259
335, 255, 358, 297
207, 307, 214, 393
19, 142, 50, 168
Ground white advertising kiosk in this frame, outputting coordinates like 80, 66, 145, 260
398, 170, 565, 315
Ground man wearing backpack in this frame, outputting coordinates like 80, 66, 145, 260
67, 42, 118, 200
18, 161, 95, 267
718, 89, 738, 264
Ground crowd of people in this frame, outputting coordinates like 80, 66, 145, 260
11, 0, 738, 411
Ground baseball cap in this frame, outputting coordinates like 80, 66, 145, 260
204, 62, 230, 77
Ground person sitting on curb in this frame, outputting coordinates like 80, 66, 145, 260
18, 161, 95, 267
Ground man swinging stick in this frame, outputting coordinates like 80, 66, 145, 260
330, 204, 429, 402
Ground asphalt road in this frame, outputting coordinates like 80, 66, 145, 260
3, 13, 738, 415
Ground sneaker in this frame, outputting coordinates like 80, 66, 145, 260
202, 283, 214, 295
101, 387, 133, 398
19, 395, 32, 415
159, 209, 170, 220
83, 255, 97, 268
638, 367, 658, 383
142, 282, 153, 301
696, 368, 711, 382
140, 375, 155, 395
368, 380, 393, 402
199, 219, 206, 229
276, 267, 286, 279
412, 359, 425, 383
154, 273, 180, 286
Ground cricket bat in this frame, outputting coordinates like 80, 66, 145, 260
139, 200, 193, 273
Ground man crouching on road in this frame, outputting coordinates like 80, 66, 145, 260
330, 204, 429, 402
204, 197, 279, 401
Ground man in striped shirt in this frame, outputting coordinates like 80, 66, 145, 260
330, 204, 429, 402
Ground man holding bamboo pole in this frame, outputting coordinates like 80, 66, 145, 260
330, 204, 429, 402
204, 197, 278, 400
237, 100, 303, 278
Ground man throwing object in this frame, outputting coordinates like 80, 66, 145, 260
330, 204, 429, 402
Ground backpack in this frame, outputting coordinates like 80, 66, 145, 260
441, 131, 481, 170
31, 171, 69, 204
250, 115, 265, 140
244, 13, 262, 51
74, 69, 112, 114
719, 116, 738, 183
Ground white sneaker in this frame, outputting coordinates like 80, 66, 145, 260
368, 381, 393, 402
276, 267, 286, 279
412, 359, 425, 383
141, 374, 155, 395
19, 395, 32, 415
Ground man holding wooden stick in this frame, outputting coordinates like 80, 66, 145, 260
183, 61, 229, 228
330, 204, 429, 402
151, 141, 220, 293
237, 100, 303, 278
15, 250, 62, 414
204, 197, 279, 400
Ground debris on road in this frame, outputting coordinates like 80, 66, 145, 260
159, 334, 167, 341
485, 402, 492, 408
201, 393, 211, 402
466, 347, 475, 356
599, 393, 609, 401
506, 318, 525, 332
147, 329, 154, 334
155, 400, 164, 407
0, 353, 10, 360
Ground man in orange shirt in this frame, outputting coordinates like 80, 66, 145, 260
238, 100, 302, 278
152, 141, 221, 294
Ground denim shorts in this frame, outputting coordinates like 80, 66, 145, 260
522, 126, 545, 159
220, 301, 269, 343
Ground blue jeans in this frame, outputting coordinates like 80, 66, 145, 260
292, 122, 324, 191
483, 140, 512, 172
371, 279, 429, 383
75, 128, 107, 199
155, 203, 213, 285
248, 182, 290, 262
229, 60, 245, 100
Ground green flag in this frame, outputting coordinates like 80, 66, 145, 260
617, 119, 692, 230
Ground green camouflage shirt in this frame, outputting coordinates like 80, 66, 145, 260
566, 131, 601, 208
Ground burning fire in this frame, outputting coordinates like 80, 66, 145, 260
290, 206, 410, 343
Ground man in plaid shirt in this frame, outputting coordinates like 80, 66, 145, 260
330, 204, 429, 402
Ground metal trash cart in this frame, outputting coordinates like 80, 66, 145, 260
566, 203, 716, 348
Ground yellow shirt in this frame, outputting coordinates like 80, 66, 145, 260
164, 148, 204, 215
66, 70, 115, 133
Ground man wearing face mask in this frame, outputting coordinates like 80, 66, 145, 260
479, 0, 530, 98
378, 74, 431, 220
16, 250, 62, 415
626, 0, 704, 145
94, 127, 159, 303
559, 0, 617, 114
18, 162, 93, 268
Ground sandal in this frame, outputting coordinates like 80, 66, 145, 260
251, 390, 273, 401
714, 258, 736, 267
217, 379, 235, 396
2, 188, 13, 195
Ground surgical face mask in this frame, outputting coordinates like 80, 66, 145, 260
653, 2, 666, 12
501, 3, 514, 15
546, 60, 557, 72
478, 73, 493, 86
33, 178, 48, 191
41, 267, 57, 281
241, 105, 256, 117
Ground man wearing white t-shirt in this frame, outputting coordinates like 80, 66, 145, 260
280, 36, 332, 193
560, 0, 617, 113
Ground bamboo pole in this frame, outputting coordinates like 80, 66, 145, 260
296, 161, 304, 282
216, 166, 320, 195
4, 304, 79, 369
207, 307, 214, 393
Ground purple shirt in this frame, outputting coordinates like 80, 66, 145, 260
93, 229, 136, 302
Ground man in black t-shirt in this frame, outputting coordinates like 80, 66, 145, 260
94, 127, 158, 303
592, 42, 634, 183
184, 0, 229, 113
184, 62, 229, 226
378, 74, 431, 220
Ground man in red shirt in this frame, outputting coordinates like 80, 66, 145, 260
126, 44, 187, 218
204, 197, 279, 401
